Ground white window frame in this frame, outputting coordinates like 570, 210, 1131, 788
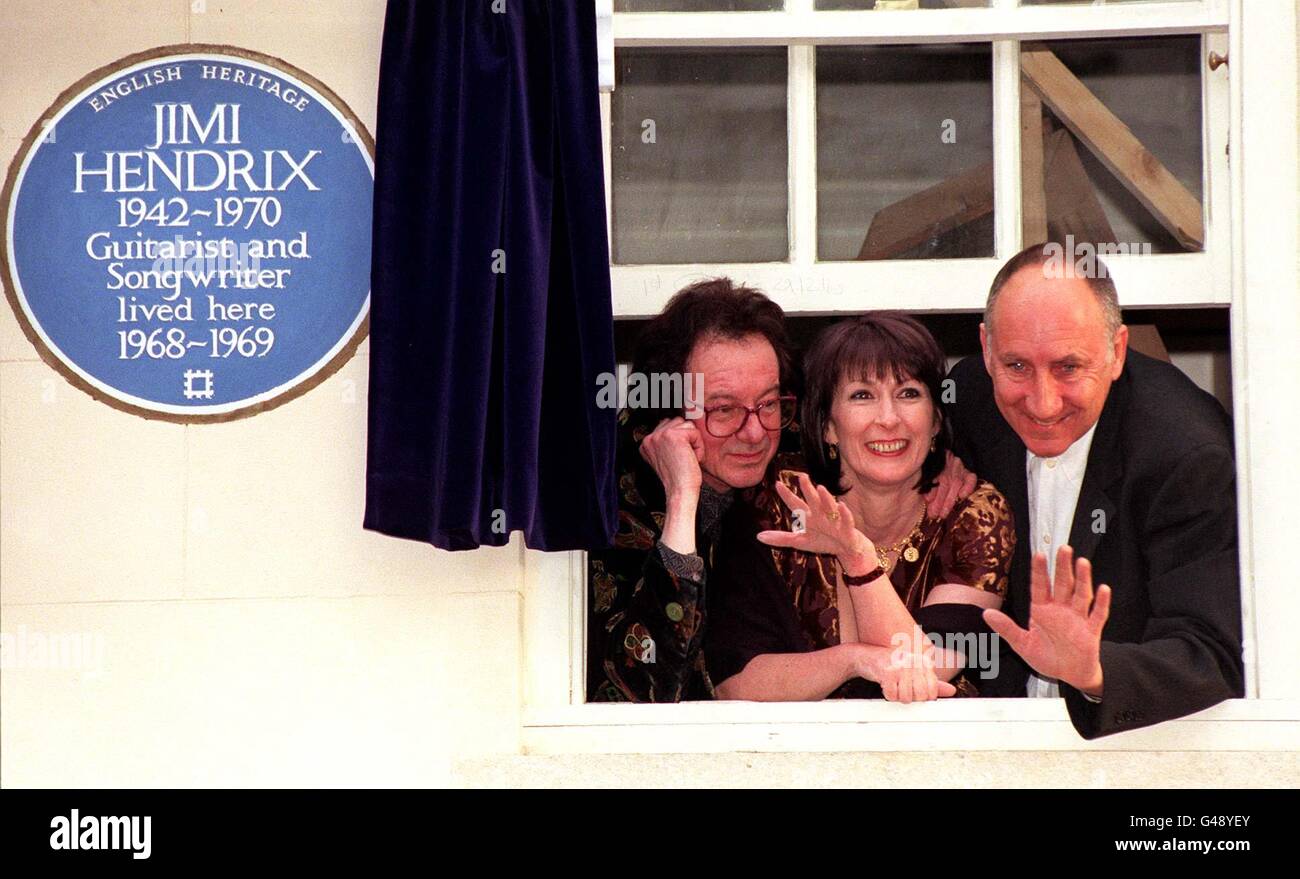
521, 0, 1300, 754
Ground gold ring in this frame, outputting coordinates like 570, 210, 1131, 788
827, 509, 840, 521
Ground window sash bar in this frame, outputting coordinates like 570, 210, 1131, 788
614, 2, 1226, 48
788, 43, 817, 266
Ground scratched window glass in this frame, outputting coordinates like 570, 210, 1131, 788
817, 44, 994, 261
611, 48, 789, 265
616, 0, 782, 9
1022, 0, 1173, 5
1019, 36, 1204, 254
816, 1, 989, 8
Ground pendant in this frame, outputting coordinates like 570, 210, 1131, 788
903, 546, 919, 563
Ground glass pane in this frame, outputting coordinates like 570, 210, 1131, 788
1020, 36, 1204, 254
612, 48, 789, 265
616, 1, 782, 11
817, 1, 990, 9
817, 44, 994, 261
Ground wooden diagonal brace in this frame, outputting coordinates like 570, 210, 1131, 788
1021, 45, 1205, 250
857, 161, 993, 260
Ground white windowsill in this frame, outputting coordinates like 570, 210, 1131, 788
522, 699, 1300, 754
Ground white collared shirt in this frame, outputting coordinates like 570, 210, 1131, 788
1025, 422, 1098, 699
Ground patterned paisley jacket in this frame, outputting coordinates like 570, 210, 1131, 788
587, 409, 799, 702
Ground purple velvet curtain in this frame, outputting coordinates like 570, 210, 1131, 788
365, 0, 617, 551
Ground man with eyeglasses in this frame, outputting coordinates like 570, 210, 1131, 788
588, 279, 972, 703
586, 278, 796, 702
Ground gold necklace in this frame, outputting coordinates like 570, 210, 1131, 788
874, 503, 927, 570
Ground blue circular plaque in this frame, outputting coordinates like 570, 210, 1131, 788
2, 46, 373, 421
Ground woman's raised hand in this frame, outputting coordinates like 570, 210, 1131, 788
757, 473, 875, 569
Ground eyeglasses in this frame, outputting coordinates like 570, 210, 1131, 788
697, 395, 797, 439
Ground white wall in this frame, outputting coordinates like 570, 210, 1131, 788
1, 0, 1296, 788
0, 0, 523, 787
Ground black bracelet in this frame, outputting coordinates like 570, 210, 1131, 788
842, 565, 887, 587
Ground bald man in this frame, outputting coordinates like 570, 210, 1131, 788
946, 243, 1244, 739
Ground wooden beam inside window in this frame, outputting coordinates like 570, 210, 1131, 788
857, 162, 994, 260
1020, 44, 1205, 250
1020, 81, 1048, 245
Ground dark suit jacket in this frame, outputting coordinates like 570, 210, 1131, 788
946, 350, 1244, 739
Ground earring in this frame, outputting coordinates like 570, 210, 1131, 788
828, 443, 838, 460
929, 437, 937, 453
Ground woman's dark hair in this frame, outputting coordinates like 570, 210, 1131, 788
631, 277, 795, 426
801, 311, 951, 495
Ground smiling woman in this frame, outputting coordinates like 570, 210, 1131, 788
702, 312, 1016, 702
